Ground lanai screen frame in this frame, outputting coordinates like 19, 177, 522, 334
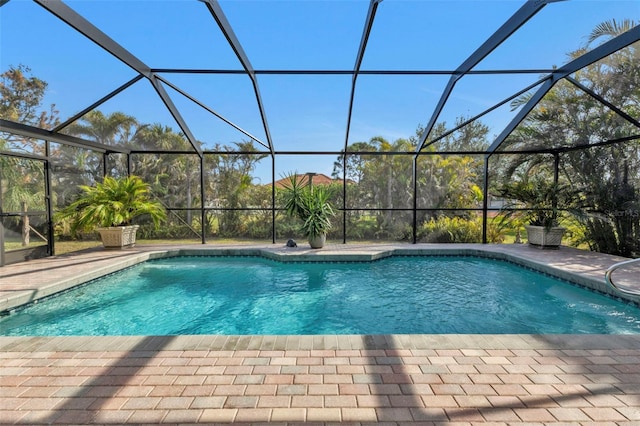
0, 0, 639, 264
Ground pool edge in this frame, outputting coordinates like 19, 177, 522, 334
1, 244, 638, 314
1, 333, 639, 352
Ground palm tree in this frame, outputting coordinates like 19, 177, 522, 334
64, 110, 140, 146
0, 140, 46, 246
588, 19, 636, 44
57, 175, 166, 233
132, 124, 200, 225
496, 19, 640, 256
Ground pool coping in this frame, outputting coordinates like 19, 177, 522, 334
1, 333, 640, 353
1, 243, 638, 315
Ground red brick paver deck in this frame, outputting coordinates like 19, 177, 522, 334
1, 334, 639, 425
1, 244, 639, 424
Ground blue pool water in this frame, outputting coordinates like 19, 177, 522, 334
1, 256, 639, 335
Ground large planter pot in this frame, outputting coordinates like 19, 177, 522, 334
525, 225, 565, 249
96, 225, 140, 249
308, 234, 326, 249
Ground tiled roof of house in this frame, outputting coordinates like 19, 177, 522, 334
271, 173, 345, 188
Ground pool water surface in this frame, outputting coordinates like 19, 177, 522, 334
1, 256, 639, 335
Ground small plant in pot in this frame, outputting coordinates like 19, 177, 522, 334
495, 177, 574, 249
280, 173, 336, 249
57, 175, 166, 249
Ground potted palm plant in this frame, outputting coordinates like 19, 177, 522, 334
495, 177, 573, 249
57, 175, 166, 249
280, 173, 336, 249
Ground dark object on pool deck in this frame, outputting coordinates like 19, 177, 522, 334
286, 239, 297, 247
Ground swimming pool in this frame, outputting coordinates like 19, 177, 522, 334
2, 255, 639, 335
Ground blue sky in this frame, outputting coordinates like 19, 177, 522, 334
1, 0, 638, 181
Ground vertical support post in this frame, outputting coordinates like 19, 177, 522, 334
412, 156, 418, 244
102, 152, 108, 178
342, 152, 347, 244
552, 152, 560, 211
45, 141, 54, 256
127, 153, 132, 176
0, 216, 4, 267
0, 156, 4, 266
200, 155, 206, 244
271, 154, 276, 244
482, 155, 490, 244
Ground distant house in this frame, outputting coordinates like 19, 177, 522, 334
271, 173, 348, 188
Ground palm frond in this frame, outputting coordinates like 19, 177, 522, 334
588, 19, 636, 45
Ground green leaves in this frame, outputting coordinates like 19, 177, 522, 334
496, 178, 575, 229
57, 175, 166, 234
279, 173, 336, 238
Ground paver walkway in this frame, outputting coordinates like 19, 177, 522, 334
1, 243, 639, 424
1, 334, 639, 425
0, 335, 640, 425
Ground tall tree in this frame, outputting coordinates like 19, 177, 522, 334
0, 65, 55, 245
206, 141, 268, 237
334, 122, 488, 240
130, 124, 200, 225
0, 64, 59, 154
64, 110, 140, 146
496, 19, 639, 256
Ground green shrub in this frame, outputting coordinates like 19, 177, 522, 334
419, 216, 505, 243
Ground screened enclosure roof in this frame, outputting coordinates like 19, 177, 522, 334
1, 0, 639, 178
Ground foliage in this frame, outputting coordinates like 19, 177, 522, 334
3, 17, 637, 255
206, 142, 269, 237
65, 110, 140, 146
279, 173, 336, 238
497, 19, 639, 256
56, 175, 166, 234
0, 142, 46, 213
419, 215, 504, 243
420, 216, 480, 243
333, 129, 487, 239
345, 214, 378, 240
0, 64, 59, 131
0, 65, 59, 156
494, 177, 576, 228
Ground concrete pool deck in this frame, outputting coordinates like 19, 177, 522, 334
1, 243, 639, 424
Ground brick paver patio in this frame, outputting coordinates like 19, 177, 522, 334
1, 243, 639, 424
1, 334, 639, 424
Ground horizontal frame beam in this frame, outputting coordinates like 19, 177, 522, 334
35, 0, 203, 157
152, 69, 558, 75
1, 119, 130, 154
156, 75, 269, 150
201, 0, 274, 155
488, 24, 640, 154
415, 0, 557, 154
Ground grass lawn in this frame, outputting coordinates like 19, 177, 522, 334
4, 230, 588, 256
